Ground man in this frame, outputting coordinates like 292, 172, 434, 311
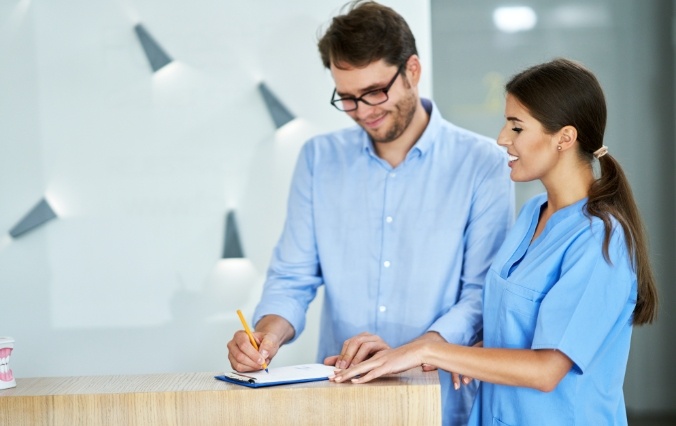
227, 1, 514, 424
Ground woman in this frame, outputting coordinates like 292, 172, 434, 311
331, 58, 658, 425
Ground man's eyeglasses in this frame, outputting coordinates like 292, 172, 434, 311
330, 63, 406, 112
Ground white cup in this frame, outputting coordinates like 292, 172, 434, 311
0, 337, 16, 390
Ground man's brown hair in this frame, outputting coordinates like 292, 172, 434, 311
317, 0, 418, 69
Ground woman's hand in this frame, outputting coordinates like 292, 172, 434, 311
331, 340, 427, 384
324, 332, 391, 369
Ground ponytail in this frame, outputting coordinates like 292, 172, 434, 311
506, 58, 659, 326
586, 154, 658, 325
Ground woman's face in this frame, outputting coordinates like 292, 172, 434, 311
497, 94, 560, 183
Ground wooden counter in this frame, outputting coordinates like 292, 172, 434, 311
0, 368, 440, 425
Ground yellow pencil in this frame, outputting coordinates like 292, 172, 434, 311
236, 309, 269, 373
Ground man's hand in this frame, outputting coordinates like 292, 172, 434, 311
226, 314, 294, 372
331, 339, 428, 384
323, 332, 390, 369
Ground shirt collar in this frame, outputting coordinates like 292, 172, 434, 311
362, 98, 441, 157
411, 98, 440, 156
536, 195, 590, 229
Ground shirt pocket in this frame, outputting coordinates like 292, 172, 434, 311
496, 280, 545, 349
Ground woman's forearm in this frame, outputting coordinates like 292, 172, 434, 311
423, 342, 573, 392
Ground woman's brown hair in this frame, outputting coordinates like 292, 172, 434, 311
506, 58, 658, 325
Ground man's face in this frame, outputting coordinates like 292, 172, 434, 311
331, 59, 418, 144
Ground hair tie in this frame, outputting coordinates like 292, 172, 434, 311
593, 145, 608, 159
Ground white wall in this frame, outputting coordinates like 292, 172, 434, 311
0, 0, 431, 377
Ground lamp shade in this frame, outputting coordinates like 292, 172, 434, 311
258, 82, 295, 129
9, 198, 57, 238
134, 23, 173, 72
223, 211, 244, 258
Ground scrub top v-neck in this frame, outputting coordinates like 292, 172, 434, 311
469, 193, 638, 426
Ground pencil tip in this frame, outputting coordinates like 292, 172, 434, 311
265, 369, 269, 373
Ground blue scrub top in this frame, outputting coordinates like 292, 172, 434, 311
469, 193, 637, 426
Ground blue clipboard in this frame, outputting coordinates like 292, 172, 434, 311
215, 363, 334, 388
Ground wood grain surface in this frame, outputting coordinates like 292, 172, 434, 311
0, 368, 440, 425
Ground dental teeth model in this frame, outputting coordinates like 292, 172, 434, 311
0, 337, 15, 390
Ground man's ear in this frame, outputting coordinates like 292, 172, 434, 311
405, 55, 422, 86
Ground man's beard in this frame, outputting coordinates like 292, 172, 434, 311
362, 91, 417, 143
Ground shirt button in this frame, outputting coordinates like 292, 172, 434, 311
389, 173, 396, 178
386, 216, 393, 223
379, 305, 387, 313
383, 261, 391, 268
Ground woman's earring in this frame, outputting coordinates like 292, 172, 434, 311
557, 145, 562, 151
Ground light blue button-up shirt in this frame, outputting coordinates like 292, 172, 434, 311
254, 99, 514, 426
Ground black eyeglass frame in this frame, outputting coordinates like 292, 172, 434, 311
330, 62, 406, 112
